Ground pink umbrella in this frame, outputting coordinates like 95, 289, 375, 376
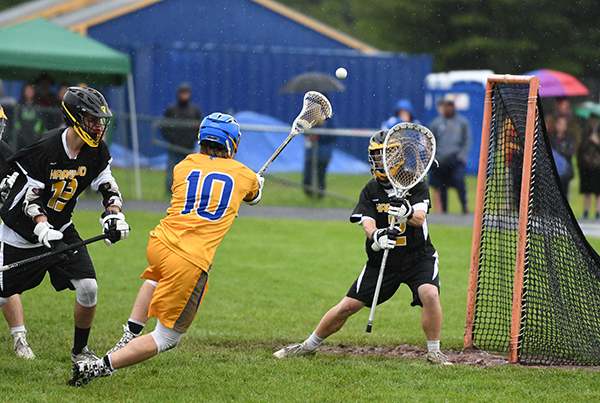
524, 69, 589, 98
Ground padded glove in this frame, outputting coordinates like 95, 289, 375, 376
370, 227, 401, 251
100, 210, 130, 246
388, 196, 414, 223
33, 221, 63, 248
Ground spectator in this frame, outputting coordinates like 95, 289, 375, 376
14, 82, 44, 150
427, 94, 472, 214
380, 99, 421, 130
577, 112, 600, 219
549, 116, 576, 198
0, 79, 18, 143
161, 82, 202, 194
34, 72, 61, 130
303, 117, 335, 199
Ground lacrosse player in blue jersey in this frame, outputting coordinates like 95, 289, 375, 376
274, 130, 452, 365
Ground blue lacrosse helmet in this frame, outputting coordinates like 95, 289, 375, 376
198, 112, 241, 158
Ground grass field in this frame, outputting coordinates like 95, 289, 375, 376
2, 210, 600, 402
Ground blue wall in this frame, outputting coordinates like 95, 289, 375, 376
85, 0, 432, 163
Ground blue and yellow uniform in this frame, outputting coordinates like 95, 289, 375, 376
142, 152, 259, 332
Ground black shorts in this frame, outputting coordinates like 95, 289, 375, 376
346, 253, 440, 308
0, 225, 96, 297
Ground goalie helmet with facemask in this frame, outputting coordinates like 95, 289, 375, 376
0, 103, 7, 140
197, 112, 241, 158
62, 87, 112, 147
368, 130, 393, 189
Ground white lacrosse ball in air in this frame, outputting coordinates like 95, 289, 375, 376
336, 67, 347, 80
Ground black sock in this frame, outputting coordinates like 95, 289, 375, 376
128, 321, 144, 335
73, 326, 91, 355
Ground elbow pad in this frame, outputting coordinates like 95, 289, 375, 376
22, 186, 46, 221
99, 180, 123, 210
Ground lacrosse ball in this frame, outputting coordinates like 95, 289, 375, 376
336, 67, 347, 80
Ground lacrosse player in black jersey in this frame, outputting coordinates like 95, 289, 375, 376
0, 87, 130, 363
274, 130, 451, 365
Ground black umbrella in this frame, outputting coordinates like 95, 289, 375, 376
279, 72, 345, 94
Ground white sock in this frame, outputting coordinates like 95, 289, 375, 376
10, 326, 26, 336
304, 331, 324, 350
427, 340, 440, 352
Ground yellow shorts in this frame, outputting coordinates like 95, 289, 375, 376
142, 234, 209, 333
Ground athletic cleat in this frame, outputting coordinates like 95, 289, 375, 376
13, 331, 35, 359
67, 358, 112, 387
106, 325, 138, 355
71, 346, 99, 364
273, 342, 316, 358
427, 350, 453, 366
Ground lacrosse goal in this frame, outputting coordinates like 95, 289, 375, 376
463, 74, 600, 365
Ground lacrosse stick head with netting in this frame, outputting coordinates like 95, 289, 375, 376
382, 122, 436, 198
257, 91, 333, 176
292, 91, 333, 135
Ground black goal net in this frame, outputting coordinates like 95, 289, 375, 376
465, 78, 600, 365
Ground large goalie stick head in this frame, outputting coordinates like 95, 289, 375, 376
291, 91, 333, 135
382, 122, 436, 197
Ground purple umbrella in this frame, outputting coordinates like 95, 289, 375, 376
524, 69, 589, 98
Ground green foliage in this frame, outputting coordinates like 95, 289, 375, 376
2, 211, 600, 401
277, 0, 600, 76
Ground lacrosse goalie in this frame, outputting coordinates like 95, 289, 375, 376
0, 88, 130, 363
273, 129, 452, 365
68, 112, 264, 386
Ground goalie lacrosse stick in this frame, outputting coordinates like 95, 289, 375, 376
0, 233, 109, 273
366, 122, 436, 333
258, 91, 332, 176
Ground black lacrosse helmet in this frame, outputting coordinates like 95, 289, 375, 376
62, 87, 112, 147
368, 130, 392, 188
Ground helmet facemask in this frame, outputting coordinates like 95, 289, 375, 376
368, 130, 392, 188
62, 101, 111, 147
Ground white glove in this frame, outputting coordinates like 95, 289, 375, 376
0, 172, 18, 207
257, 173, 265, 191
245, 174, 264, 206
388, 197, 414, 223
33, 221, 64, 248
370, 228, 400, 251
100, 210, 130, 246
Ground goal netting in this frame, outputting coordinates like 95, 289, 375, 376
463, 75, 600, 365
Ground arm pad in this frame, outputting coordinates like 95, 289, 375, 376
22, 186, 46, 222
99, 180, 123, 210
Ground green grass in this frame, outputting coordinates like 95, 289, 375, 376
2, 211, 600, 402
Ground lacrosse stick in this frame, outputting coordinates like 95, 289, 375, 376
0, 233, 109, 273
258, 91, 332, 176
366, 122, 436, 333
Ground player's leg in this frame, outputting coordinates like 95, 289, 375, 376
273, 297, 365, 358
406, 254, 451, 365
70, 278, 98, 363
1, 294, 35, 359
106, 279, 156, 355
274, 263, 400, 358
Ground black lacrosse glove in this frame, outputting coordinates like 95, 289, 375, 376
100, 210, 130, 246
388, 196, 413, 223
371, 227, 401, 251
49, 240, 76, 262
